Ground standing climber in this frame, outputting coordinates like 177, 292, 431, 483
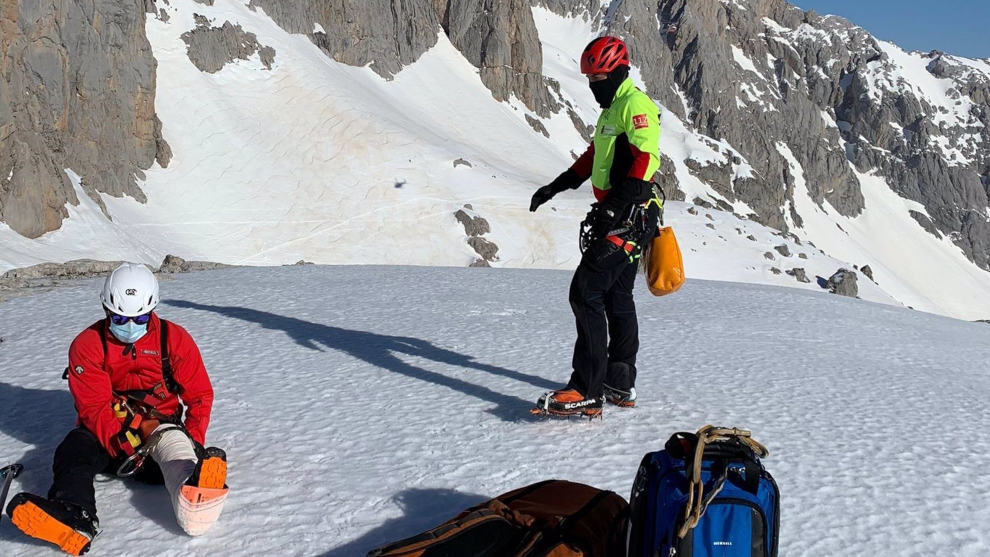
530, 36, 662, 417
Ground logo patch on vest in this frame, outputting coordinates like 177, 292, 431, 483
142, 349, 159, 356
632, 114, 649, 129
74, 365, 84, 375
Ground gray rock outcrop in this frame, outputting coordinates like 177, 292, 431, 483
181, 19, 276, 73
454, 208, 491, 237
786, 267, 810, 283
0, 256, 226, 302
444, 0, 558, 116
526, 114, 550, 137
158, 254, 228, 273
454, 205, 499, 265
249, 0, 559, 117
1, 259, 123, 282
826, 268, 858, 297
468, 236, 499, 262
0, 1, 170, 238
248, 0, 439, 79
654, 153, 684, 201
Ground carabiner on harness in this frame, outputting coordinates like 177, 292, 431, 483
579, 203, 637, 254
115, 424, 186, 478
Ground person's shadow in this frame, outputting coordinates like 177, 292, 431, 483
124, 480, 188, 536
0, 382, 75, 495
0, 381, 76, 548
0, 381, 188, 539
320, 488, 489, 556
164, 300, 555, 421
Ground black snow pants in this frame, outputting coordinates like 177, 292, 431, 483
48, 427, 163, 516
566, 216, 655, 400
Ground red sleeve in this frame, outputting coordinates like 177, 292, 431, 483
169, 324, 214, 445
627, 143, 652, 181
570, 143, 595, 180
67, 327, 126, 456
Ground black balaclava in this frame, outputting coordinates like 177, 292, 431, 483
589, 65, 629, 109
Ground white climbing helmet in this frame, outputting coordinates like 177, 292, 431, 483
101, 263, 160, 317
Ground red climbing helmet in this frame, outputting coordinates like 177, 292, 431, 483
580, 36, 629, 74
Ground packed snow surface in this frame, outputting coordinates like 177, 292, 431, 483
1, 266, 988, 556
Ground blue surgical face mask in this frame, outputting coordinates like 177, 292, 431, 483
109, 320, 148, 344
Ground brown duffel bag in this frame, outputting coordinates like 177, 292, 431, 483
366, 480, 630, 557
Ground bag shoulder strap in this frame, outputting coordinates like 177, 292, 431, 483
159, 319, 184, 395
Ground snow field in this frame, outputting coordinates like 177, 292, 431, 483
1, 265, 989, 555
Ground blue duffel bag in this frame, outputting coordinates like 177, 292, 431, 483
628, 426, 779, 557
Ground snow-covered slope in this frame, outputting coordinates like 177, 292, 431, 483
1, 266, 989, 556
1, 0, 988, 321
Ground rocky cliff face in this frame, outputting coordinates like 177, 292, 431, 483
249, 0, 559, 116
247, 0, 440, 79
181, 17, 276, 73
601, 0, 868, 233
443, 0, 558, 116
2, 0, 988, 273
518, 0, 987, 270
0, 0, 170, 238
840, 46, 990, 269
592, 0, 989, 269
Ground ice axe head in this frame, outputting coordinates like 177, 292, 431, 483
1, 464, 24, 480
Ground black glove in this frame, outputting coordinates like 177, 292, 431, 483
530, 169, 584, 212
530, 184, 558, 212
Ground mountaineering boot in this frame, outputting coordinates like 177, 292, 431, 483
177, 446, 229, 536
186, 446, 227, 490
532, 389, 603, 417
6, 492, 100, 556
603, 384, 637, 408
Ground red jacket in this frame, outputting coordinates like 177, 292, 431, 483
67, 313, 214, 456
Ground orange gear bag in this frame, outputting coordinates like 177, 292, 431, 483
646, 226, 685, 296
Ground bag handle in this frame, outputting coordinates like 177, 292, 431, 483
677, 425, 768, 540
648, 182, 666, 227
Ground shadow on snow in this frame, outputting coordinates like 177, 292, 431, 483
164, 300, 554, 422
319, 487, 489, 557
0, 381, 185, 541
